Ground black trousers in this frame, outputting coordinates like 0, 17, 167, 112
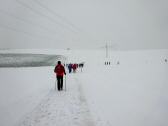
57, 75, 63, 90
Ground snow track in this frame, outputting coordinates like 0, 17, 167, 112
16, 75, 95, 126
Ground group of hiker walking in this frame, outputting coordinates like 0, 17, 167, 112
54, 61, 84, 91
67, 63, 84, 73
67, 63, 77, 73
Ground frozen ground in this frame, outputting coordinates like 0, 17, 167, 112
0, 49, 168, 126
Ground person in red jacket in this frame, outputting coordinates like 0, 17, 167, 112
72, 63, 77, 73
54, 61, 66, 91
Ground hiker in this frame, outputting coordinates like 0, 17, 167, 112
79, 63, 84, 72
72, 63, 77, 73
68, 63, 72, 73
54, 61, 66, 91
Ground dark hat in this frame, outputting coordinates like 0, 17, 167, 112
58, 61, 61, 64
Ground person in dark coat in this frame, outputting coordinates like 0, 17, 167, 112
68, 63, 72, 73
54, 61, 66, 91
79, 63, 84, 72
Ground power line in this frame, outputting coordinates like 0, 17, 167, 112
15, 0, 96, 43
33, 0, 81, 32
15, 0, 98, 44
0, 23, 62, 42
16, 0, 78, 33
0, 9, 62, 37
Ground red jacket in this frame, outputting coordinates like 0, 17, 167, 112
54, 64, 66, 76
72, 64, 77, 70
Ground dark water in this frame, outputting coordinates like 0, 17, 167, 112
0, 53, 66, 67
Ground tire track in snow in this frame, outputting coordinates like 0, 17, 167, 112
16, 75, 95, 126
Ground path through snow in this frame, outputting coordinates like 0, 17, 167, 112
16, 74, 95, 126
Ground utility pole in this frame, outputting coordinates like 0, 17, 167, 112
106, 42, 108, 58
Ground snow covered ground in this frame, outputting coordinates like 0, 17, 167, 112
17, 74, 95, 126
0, 49, 168, 126
80, 62, 168, 126
0, 67, 55, 126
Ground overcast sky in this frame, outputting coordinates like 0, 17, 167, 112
0, 0, 167, 50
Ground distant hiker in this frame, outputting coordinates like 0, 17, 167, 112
79, 63, 84, 72
54, 61, 66, 91
68, 63, 72, 73
72, 63, 77, 73
79, 63, 84, 68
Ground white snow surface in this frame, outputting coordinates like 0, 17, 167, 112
0, 49, 168, 126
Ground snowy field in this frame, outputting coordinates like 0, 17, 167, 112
0, 49, 168, 126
